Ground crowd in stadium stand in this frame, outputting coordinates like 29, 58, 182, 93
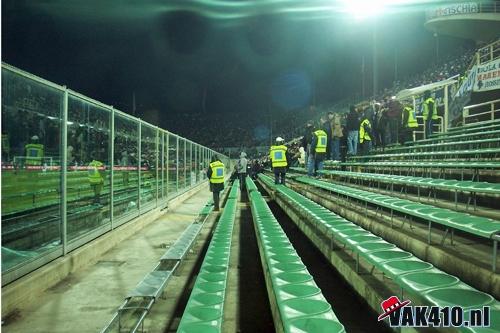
0, 44, 475, 167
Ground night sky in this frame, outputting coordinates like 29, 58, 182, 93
2, 0, 471, 130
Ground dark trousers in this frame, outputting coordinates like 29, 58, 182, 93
273, 167, 286, 185
213, 191, 220, 211
426, 119, 434, 138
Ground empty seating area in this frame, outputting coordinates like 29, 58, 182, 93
257, 173, 500, 332
246, 177, 345, 333
176, 180, 239, 333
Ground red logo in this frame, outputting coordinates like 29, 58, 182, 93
378, 296, 411, 321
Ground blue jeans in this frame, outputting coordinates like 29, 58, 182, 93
426, 119, 434, 138
330, 138, 340, 160
315, 159, 324, 176
347, 131, 358, 155
307, 154, 324, 177
307, 154, 315, 176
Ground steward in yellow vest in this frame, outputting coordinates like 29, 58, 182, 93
422, 90, 438, 138
308, 128, 328, 177
25, 135, 44, 166
270, 137, 288, 185
422, 97, 438, 121
402, 105, 418, 144
207, 155, 225, 210
359, 113, 372, 155
88, 159, 105, 204
402, 105, 418, 128
313, 129, 327, 153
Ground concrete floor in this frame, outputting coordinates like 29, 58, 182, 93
3, 189, 211, 333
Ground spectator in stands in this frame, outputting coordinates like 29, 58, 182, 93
320, 115, 332, 159
236, 152, 248, 191
386, 98, 402, 144
207, 155, 225, 211
301, 122, 314, 168
329, 112, 343, 161
120, 151, 130, 187
309, 125, 328, 177
346, 105, 359, 155
401, 102, 418, 144
340, 125, 348, 170
269, 137, 289, 185
298, 146, 305, 167
374, 106, 387, 149
359, 109, 373, 155
422, 90, 438, 138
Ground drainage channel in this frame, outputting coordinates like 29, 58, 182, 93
263, 190, 391, 333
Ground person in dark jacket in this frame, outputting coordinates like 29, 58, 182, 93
346, 105, 360, 155
301, 122, 314, 168
206, 155, 225, 211
320, 115, 332, 159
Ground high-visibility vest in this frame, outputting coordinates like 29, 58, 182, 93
359, 119, 372, 143
314, 130, 327, 153
209, 161, 225, 184
88, 160, 104, 185
270, 145, 288, 168
403, 106, 418, 128
25, 143, 44, 166
422, 97, 438, 120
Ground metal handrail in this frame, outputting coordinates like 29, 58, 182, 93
463, 99, 500, 124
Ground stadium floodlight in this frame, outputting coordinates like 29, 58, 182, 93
341, 0, 415, 20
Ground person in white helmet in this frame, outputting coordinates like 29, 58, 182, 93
236, 151, 248, 192
269, 137, 289, 185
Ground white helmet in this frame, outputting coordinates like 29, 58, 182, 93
276, 136, 284, 143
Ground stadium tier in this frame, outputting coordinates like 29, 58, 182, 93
3, 5, 500, 333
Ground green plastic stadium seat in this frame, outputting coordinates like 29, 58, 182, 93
277, 284, 322, 300
281, 298, 332, 318
381, 259, 434, 278
285, 318, 346, 333
424, 285, 495, 309
398, 270, 460, 292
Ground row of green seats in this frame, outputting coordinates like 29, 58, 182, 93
294, 176, 500, 270
349, 148, 500, 161
324, 161, 500, 170
445, 119, 500, 133
295, 176, 500, 241
431, 123, 500, 138
383, 137, 499, 154
247, 176, 345, 333
408, 129, 500, 146
318, 170, 500, 196
176, 180, 239, 333
258, 174, 499, 333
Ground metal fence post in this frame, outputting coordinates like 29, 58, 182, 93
138, 121, 142, 212
110, 106, 115, 229
155, 127, 159, 207
176, 136, 179, 193
61, 87, 68, 255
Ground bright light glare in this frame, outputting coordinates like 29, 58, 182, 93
342, 0, 413, 20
